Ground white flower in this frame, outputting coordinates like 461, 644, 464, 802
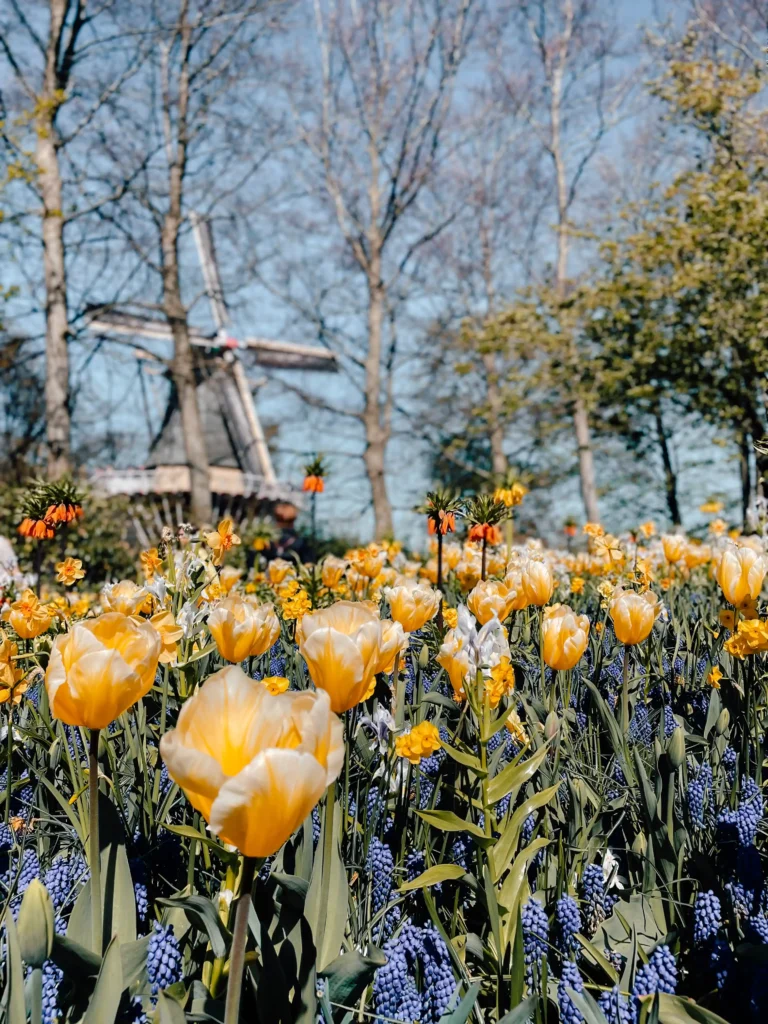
358, 705, 396, 756
602, 849, 624, 891
456, 604, 510, 679
177, 600, 206, 639
145, 576, 168, 605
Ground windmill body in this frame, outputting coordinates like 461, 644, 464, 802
87, 215, 336, 522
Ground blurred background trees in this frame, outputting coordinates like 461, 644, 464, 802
0, 0, 766, 543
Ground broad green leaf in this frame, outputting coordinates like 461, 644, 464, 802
399, 864, 466, 891
417, 809, 487, 839
157, 894, 231, 959
498, 995, 538, 1024
440, 742, 486, 774
165, 823, 238, 862
640, 994, 731, 1024
306, 801, 349, 971
593, 894, 666, 957
487, 742, 549, 805
157, 991, 188, 1024
498, 839, 550, 952
121, 933, 152, 989
320, 948, 387, 1007
575, 933, 619, 984
3, 910, 27, 1024
492, 785, 560, 881
83, 936, 123, 1024
438, 981, 481, 1022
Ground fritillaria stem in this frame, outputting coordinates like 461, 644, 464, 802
89, 728, 102, 954
224, 855, 257, 1024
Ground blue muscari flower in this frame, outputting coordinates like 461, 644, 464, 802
662, 703, 678, 737
135, 881, 149, 926
726, 880, 756, 918
521, 813, 536, 846
718, 776, 764, 847
487, 730, 503, 754
709, 938, 732, 991
581, 864, 606, 933
522, 898, 549, 991
746, 915, 768, 944
5, 848, 41, 918
451, 834, 472, 872
628, 702, 652, 747
687, 763, 712, 830
366, 787, 386, 830
495, 792, 512, 819
418, 775, 435, 809
722, 746, 737, 786
45, 854, 88, 911
421, 924, 455, 1022
147, 922, 182, 998
693, 890, 721, 945
404, 657, 417, 703
633, 945, 677, 997
0, 821, 14, 850
558, 959, 584, 1024
127, 996, 150, 1024
555, 894, 581, 956
597, 985, 635, 1024
268, 641, 286, 678
372, 922, 421, 1021
366, 837, 394, 916
396, 977, 421, 1021
39, 961, 63, 1024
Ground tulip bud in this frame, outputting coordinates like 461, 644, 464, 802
631, 832, 647, 856
418, 643, 430, 669
544, 711, 560, 740
654, 738, 663, 763
668, 727, 685, 768
716, 708, 730, 735
17, 880, 55, 967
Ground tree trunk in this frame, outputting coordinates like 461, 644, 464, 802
654, 408, 681, 527
363, 262, 393, 539
160, 6, 211, 526
573, 398, 599, 523
740, 432, 753, 527
37, 0, 71, 478
482, 351, 507, 479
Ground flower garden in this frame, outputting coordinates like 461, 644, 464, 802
0, 484, 766, 1024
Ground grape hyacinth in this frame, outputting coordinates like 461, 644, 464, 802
40, 961, 63, 1024
522, 898, 549, 991
597, 985, 635, 1024
44, 853, 88, 912
628, 701, 652, 747
558, 959, 585, 1024
687, 763, 712, 830
581, 863, 606, 934
694, 890, 721, 945
709, 939, 732, 991
633, 945, 678, 997
147, 922, 183, 998
717, 776, 764, 847
555, 894, 582, 956
746, 915, 768, 944
422, 924, 455, 1022
366, 837, 394, 915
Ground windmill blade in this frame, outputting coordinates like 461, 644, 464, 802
242, 337, 338, 371
190, 212, 229, 331
85, 307, 216, 348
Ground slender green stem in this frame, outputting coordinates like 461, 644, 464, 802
436, 531, 444, 630
622, 646, 630, 737
30, 966, 42, 1024
393, 653, 404, 730
160, 664, 170, 736
5, 710, 12, 825
89, 728, 103, 954
224, 855, 257, 1024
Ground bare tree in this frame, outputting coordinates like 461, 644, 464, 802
0, 1, 146, 478
266, 0, 476, 538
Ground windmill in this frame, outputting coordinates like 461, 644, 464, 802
86, 214, 336, 541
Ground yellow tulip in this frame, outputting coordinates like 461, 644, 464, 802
8, 590, 52, 639
160, 665, 343, 857
321, 555, 348, 588
376, 619, 410, 675
101, 580, 149, 616
541, 604, 590, 671
298, 601, 395, 712
149, 609, 183, 665
467, 579, 517, 625
519, 559, 555, 607
609, 587, 661, 646
267, 559, 293, 586
45, 612, 161, 729
384, 580, 441, 632
502, 569, 530, 611
443, 543, 462, 570
661, 534, 687, 564
436, 630, 471, 701
715, 544, 768, 607
219, 566, 242, 594
207, 595, 280, 663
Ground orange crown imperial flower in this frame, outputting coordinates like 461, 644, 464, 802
468, 523, 502, 545
303, 474, 325, 493
17, 478, 84, 540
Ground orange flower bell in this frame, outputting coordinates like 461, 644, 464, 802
303, 474, 325, 493
468, 523, 502, 545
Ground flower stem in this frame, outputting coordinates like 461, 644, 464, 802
622, 646, 630, 737
89, 728, 102, 954
436, 532, 444, 630
224, 855, 257, 1024
4, 711, 12, 825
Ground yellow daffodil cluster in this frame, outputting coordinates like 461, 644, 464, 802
724, 618, 768, 659
395, 721, 441, 763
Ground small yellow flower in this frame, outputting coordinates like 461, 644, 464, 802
505, 708, 528, 746
594, 621, 604, 634
261, 675, 290, 695
395, 721, 441, 764
570, 576, 585, 594
700, 500, 724, 515
638, 520, 656, 539
140, 548, 164, 580
707, 666, 723, 689
281, 588, 312, 620
493, 483, 527, 507
205, 519, 241, 566
583, 522, 604, 539
486, 657, 516, 708
659, 577, 672, 591
55, 557, 85, 586
597, 580, 614, 600
709, 518, 727, 537
442, 605, 458, 630
724, 618, 768, 659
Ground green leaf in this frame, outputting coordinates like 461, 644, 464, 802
417, 809, 488, 839
305, 802, 349, 971
83, 936, 123, 1024
399, 864, 466, 891
3, 910, 27, 1024
438, 981, 481, 1022
440, 742, 486, 774
575, 933, 619, 984
157, 894, 231, 959
120, 933, 152, 989
272, 872, 310, 907
50, 933, 101, 978
487, 742, 549, 805
568, 988, 613, 1024
320, 949, 387, 1007
498, 839, 550, 952
492, 785, 560, 881
165, 823, 239, 862
498, 995, 539, 1024
157, 991, 188, 1024
640, 994, 731, 1024
592, 894, 666, 957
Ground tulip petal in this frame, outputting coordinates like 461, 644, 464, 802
300, 627, 367, 713
209, 748, 327, 857
159, 729, 227, 822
